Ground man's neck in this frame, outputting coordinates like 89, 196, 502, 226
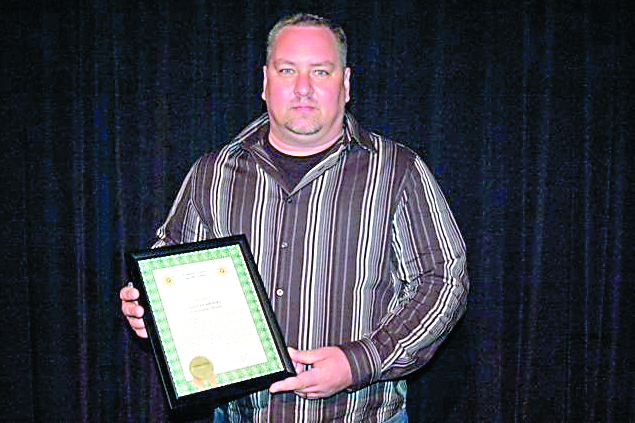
268, 129, 343, 157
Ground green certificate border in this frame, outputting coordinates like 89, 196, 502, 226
138, 244, 283, 397
126, 235, 295, 410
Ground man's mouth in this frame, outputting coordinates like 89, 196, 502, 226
291, 105, 317, 112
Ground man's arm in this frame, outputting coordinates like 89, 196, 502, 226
338, 155, 469, 390
154, 156, 211, 247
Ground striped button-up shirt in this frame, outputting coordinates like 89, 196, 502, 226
154, 113, 469, 422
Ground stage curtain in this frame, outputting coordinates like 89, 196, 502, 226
2, 0, 632, 421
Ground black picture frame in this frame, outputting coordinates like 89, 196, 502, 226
126, 235, 295, 410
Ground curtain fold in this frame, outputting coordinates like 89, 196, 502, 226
2, 0, 632, 421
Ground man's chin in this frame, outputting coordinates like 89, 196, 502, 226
284, 122, 322, 136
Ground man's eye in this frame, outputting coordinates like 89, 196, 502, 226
314, 69, 330, 76
279, 68, 295, 75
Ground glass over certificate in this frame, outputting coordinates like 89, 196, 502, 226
126, 235, 295, 410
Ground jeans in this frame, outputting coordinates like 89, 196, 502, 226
384, 410, 408, 423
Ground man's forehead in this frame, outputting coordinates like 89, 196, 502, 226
276, 24, 334, 36
270, 25, 340, 62
272, 59, 336, 68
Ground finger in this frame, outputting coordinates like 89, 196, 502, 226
292, 348, 325, 365
121, 302, 134, 317
126, 314, 148, 338
301, 391, 325, 399
294, 382, 331, 399
122, 302, 144, 318
285, 347, 306, 374
120, 286, 140, 301
269, 371, 317, 393
293, 360, 305, 374
127, 316, 145, 328
292, 379, 326, 395
119, 286, 130, 300
131, 324, 148, 338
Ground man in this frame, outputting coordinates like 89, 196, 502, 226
121, 13, 468, 422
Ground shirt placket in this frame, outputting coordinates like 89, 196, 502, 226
270, 185, 308, 350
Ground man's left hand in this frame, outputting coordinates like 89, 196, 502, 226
269, 346, 353, 399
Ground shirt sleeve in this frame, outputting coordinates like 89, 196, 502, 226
152, 157, 212, 248
340, 155, 469, 390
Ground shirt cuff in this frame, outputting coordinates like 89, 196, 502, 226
338, 337, 383, 391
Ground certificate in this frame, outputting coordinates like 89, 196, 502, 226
126, 235, 295, 410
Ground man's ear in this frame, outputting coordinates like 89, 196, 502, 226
261, 65, 268, 101
344, 67, 351, 103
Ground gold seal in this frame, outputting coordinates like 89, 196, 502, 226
162, 275, 174, 286
189, 356, 217, 390
216, 265, 228, 276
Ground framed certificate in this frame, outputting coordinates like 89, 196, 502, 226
126, 235, 295, 410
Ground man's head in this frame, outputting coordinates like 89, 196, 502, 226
262, 14, 351, 155
266, 14, 348, 68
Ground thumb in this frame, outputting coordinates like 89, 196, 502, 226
286, 347, 305, 373
292, 348, 324, 365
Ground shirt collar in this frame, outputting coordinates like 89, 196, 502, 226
239, 112, 377, 154
342, 112, 376, 153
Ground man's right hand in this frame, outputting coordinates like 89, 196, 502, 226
120, 284, 148, 338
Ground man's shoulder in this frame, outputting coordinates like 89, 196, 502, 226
347, 114, 420, 162
194, 113, 269, 166
358, 126, 421, 165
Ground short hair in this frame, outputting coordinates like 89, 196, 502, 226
266, 13, 348, 67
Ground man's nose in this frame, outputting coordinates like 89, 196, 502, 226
294, 71, 313, 97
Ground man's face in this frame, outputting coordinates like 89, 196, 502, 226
262, 25, 350, 150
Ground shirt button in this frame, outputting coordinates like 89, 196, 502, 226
281, 241, 288, 249
275, 288, 284, 297
286, 197, 293, 205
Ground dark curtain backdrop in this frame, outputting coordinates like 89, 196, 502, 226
2, 0, 633, 421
